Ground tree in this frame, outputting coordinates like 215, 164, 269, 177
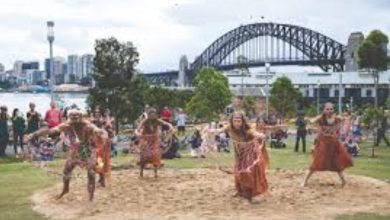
186, 67, 232, 121
358, 30, 389, 108
361, 107, 383, 157
269, 76, 302, 121
88, 37, 139, 133
243, 96, 256, 118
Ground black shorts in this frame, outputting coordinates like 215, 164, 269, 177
178, 126, 185, 133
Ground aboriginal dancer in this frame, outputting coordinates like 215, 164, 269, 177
302, 102, 353, 187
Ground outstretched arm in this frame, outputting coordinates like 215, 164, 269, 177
26, 123, 67, 141
90, 123, 108, 144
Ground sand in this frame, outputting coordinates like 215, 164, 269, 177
31, 168, 390, 220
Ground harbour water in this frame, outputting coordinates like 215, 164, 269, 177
0, 92, 88, 115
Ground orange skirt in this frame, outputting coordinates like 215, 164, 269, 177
310, 134, 353, 172
234, 141, 268, 198
95, 139, 111, 179
139, 135, 161, 167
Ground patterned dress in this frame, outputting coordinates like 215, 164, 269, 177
310, 117, 353, 172
225, 126, 269, 198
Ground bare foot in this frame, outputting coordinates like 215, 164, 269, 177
341, 179, 346, 188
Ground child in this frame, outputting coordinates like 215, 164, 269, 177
345, 138, 360, 157
40, 138, 55, 167
189, 129, 203, 158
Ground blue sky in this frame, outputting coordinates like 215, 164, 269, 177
0, 0, 389, 72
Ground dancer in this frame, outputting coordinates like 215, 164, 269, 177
216, 112, 268, 202
27, 109, 110, 201
302, 102, 353, 187
136, 108, 173, 178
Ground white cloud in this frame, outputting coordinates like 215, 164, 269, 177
0, 0, 389, 72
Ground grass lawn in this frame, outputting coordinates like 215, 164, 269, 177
0, 134, 389, 220
0, 158, 56, 220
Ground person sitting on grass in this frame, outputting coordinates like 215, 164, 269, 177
344, 138, 360, 157
189, 129, 203, 158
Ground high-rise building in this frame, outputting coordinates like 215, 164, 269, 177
19, 61, 40, 84
53, 57, 65, 84
68, 55, 81, 81
13, 60, 23, 77
0, 63, 5, 73
45, 58, 51, 80
22, 61, 39, 70
81, 54, 94, 78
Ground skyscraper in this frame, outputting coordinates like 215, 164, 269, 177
0, 63, 4, 73
53, 57, 65, 84
45, 58, 51, 79
81, 54, 94, 78
13, 60, 23, 77
67, 55, 81, 81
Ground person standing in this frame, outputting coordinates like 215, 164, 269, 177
0, 106, 10, 157
26, 102, 41, 134
302, 102, 353, 187
375, 112, 390, 147
136, 108, 173, 178
295, 113, 307, 153
216, 112, 268, 202
11, 108, 25, 155
161, 106, 172, 123
176, 108, 187, 136
45, 101, 62, 129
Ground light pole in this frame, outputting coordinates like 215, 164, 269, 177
317, 80, 320, 114
47, 21, 55, 92
265, 62, 270, 119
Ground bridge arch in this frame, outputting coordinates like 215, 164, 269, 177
191, 22, 346, 72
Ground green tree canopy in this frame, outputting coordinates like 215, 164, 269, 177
88, 37, 140, 132
143, 87, 193, 112
358, 30, 389, 107
358, 30, 389, 72
186, 67, 232, 121
269, 76, 302, 120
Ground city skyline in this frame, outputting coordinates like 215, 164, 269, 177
0, 0, 389, 72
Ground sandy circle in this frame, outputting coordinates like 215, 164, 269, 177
32, 168, 390, 220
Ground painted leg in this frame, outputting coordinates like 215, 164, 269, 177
56, 159, 76, 200
338, 171, 346, 188
98, 173, 105, 187
140, 163, 144, 178
302, 170, 314, 187
154, 166, 158, 179
87, 164, 96, 201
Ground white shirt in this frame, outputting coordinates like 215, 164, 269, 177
176, 113, 186, 126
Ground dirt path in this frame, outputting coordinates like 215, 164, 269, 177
32, 169, 390, 220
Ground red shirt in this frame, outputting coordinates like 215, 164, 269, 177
161, 109, 172, 121
45, 108, 62, 128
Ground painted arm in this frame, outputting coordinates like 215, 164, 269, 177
158, 119, 174, 132
91, 123, 108, 147
135, 119, 145, 136
26, 123, 67, 141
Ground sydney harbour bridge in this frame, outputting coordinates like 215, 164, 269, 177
142, 22, 353, 87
